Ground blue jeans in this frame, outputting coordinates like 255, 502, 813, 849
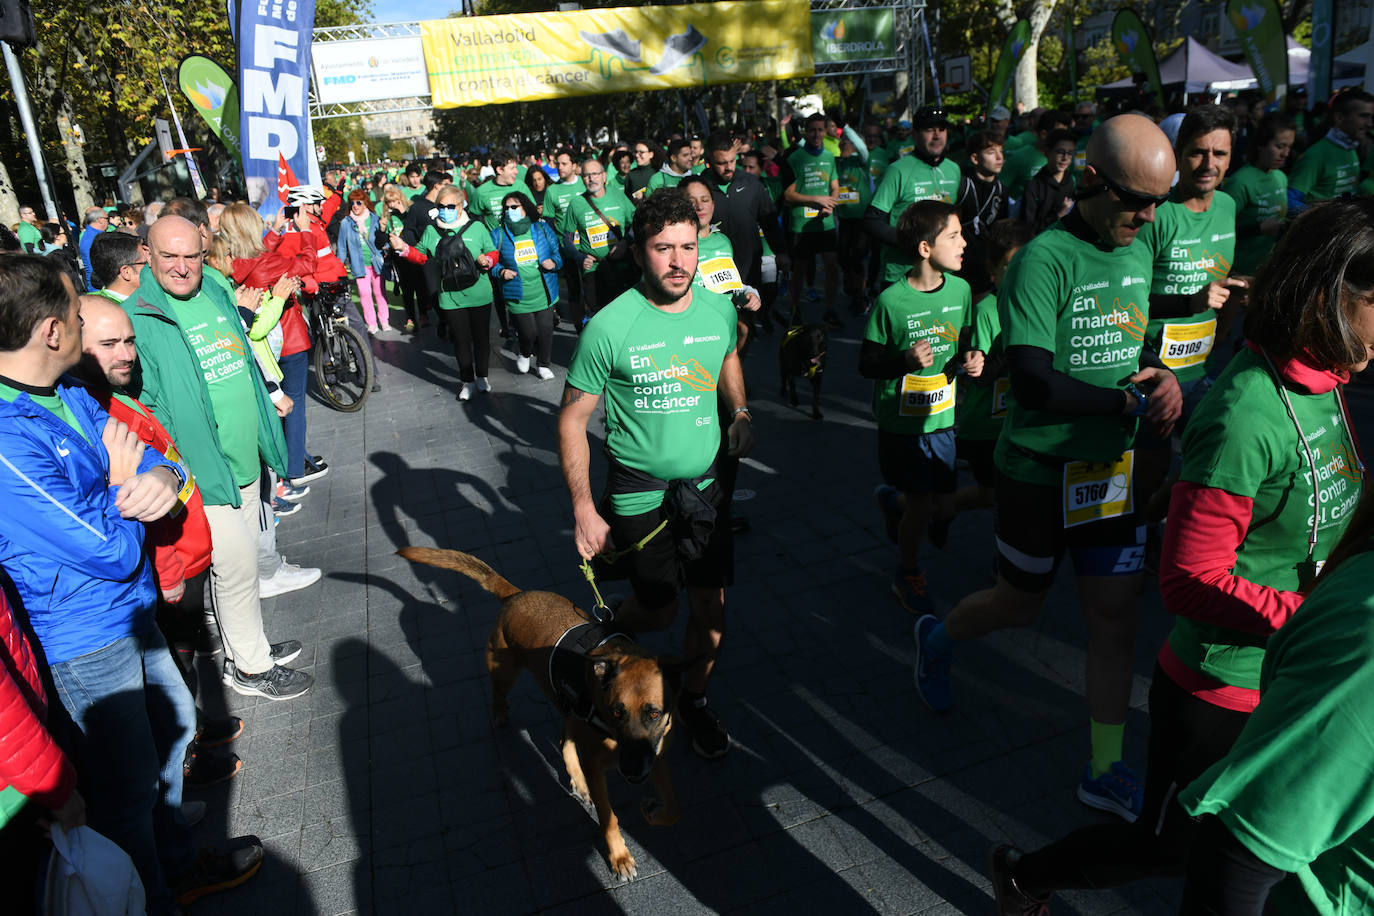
50, 624, 198, 915
280, 349, 309, 479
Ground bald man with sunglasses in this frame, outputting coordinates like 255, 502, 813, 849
913, 115, 1183, 825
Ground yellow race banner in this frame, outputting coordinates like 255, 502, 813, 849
420, 0, 814, 108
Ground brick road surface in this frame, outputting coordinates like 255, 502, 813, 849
188, 304, 1374, 916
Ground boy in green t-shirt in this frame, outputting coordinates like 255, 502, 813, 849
860, 200, 983, 614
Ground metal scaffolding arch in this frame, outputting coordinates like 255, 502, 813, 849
308, 0, 929, 121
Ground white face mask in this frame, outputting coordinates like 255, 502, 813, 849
506, 207, 524, 221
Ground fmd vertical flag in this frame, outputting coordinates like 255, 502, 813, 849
1111, 10, 1163, 106
1227, 0, 1288, 107
988, 20, 1031, 114
236, 0, 317, 215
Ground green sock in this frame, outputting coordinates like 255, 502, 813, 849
1090, 719, 1124, 778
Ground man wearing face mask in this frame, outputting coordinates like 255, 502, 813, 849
864, 106, 963, 287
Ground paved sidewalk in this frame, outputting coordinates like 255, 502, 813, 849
189, 309, 1232, 915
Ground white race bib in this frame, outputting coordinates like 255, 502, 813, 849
699, 256, 743, 293
513, 238, 538, 265
991, 377, 1010, 419
837, 186, 859, 204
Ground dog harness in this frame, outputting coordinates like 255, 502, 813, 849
782, 324, 826, 379
549, 620, 636, 736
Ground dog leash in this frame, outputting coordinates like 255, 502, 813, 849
579, 519, 668, 620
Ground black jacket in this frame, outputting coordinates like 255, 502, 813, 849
707, 170, 786, 286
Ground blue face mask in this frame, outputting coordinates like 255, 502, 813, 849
505, 207, 524, 221
438, 206, 458, 222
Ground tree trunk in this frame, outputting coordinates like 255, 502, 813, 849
56, 101, 95, 211
997, 0, 1060, 113
0, 158, 19, 229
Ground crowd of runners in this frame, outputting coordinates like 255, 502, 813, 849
5, 85, 1374, 914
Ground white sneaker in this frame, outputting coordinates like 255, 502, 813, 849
536, 366, 555, 380
516, 355, 531, 374
259, 559, 322, 599
476, 377, 491, 392
458, 383, 472, 401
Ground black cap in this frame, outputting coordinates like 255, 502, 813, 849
914, 106, 950, 129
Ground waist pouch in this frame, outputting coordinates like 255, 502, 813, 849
606, 457, 717, 562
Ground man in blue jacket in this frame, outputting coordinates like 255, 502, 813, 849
0, 255, 265, 913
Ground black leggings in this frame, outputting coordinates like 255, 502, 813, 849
441, 304, 492, 382
512, 307, 554, 367
1014, 664, 1251, 895
1180, 815, 1287, 915
395, 260, 423, 325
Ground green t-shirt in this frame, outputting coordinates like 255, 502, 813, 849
1223, 164, 1288, 276
1002, 145, 1047, 200
1003, 129, 1036, 152
994, 218, 1152, 485
1170, 347, 1361, 689
16, 221, 41, 251
567, 187, 635, 272
885, 138, 915, 161
646, 170, 689, 195
401, 184, 425, 201
693, 229, 745, 299
870, 156, 963, 283
1182, 548, 1374, 914
867, 148, 891, 187
566, 286, 738, 514
543, 177, 585, 235
1138, 194, 1238, 385
958, 291, 1007, 442
836, 154, 872, 220
1289, 136, 1360, 202
167, 291, 260, 487
783, 146, 839, 233
417, 220, 496, 310
0, 381, 89, 442
863, 274, 971, 435
469, 180, 517, 231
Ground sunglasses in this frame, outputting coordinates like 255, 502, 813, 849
1085, 170, 1170, 211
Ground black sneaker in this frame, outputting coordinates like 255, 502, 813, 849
197, 715, 244, 749
172, 841, 265, 905
184, 749, 242, 789
295, 456, 330, 484
677, 695, 730, 758
227, 663, 313, 701
222, 641, 304, 685
988, 844, 1050, 915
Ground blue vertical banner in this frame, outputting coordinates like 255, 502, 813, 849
236, 0, 318, 216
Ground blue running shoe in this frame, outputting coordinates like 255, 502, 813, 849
913, 614, 952, 711
1077, 760, 1143, 822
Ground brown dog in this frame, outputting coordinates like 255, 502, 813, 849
398, 547, 680, 879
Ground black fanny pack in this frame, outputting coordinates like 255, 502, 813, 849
606, 457, 718, 562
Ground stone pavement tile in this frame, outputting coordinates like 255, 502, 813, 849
302, 777, 368, 827
372, 860, 456, 914
305, 736, 370, 789
523, 843, 630, 910
443, 811, 523, 874
733, 864, 888, 914
229, 788, 305, 840
608, 867, 718, 914
299, 819, 369, 872
298, 860, 369, 916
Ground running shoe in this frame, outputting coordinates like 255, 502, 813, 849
222, 641, 305, 684
296, 456, 330, 484
677, 694, 730, 758
259, 558, 321, 598
1077, 760, 1143, 823
458, 382, 473, 401
171, 841, 264, 905
277, 481, 309, 501
649, 25, 706, 74
988, 844, 1051, 915
892, 566, 933, 614
271, 496, 299, 517
536, 366, 555, 380
913, 614, 952, 711
227, 663, 313, 701
873, 483, 902, 544
476, 377, 491, 392
515, 355, 531, 374
578, 28, 642, 61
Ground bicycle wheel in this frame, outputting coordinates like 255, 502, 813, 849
311, 321, 374, 412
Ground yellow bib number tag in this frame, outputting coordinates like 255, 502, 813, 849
1159, 318, 1217, 370
513, 238, 538, 265
163, 443, 195, 515
899, 373, 955, 417
991, 377, 1011, 419
1063, 451, 1134, 528
837, 186, 859, 204
803, 206, 821, 219
699, 256, 743, 293
587, 222, 610, 248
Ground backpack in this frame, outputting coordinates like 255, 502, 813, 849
435, 221, 482, 292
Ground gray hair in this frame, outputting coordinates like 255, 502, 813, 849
83, 206, 106, 226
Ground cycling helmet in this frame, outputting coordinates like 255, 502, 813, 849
285, 185, 327, 206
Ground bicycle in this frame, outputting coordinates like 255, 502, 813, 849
303, 280, 374, 412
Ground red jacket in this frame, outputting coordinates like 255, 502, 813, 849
234, 230, 317, 357
93, 390, 212, 595
0, 589, 76, 825
307, 214, 347, 283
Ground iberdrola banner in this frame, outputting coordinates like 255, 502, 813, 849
1228, 0, 1289, 106
987, 20, 1030, 113
1111, 10, 1163, 105
421, 0, 814, 109
178, 55, 241, 161
237, 0, 318, 215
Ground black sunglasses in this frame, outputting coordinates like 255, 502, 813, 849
1083, 170, 1170, 211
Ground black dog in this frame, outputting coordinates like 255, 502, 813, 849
779, 323, 827, 419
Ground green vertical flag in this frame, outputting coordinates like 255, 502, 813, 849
177, 55, 241, 160
988, 20, 1031, 114
1111, 10, 1163, 106
1226, 0, 1289, 108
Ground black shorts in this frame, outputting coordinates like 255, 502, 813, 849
993, 459, 1145, 592
956, 436, 997, 488
790, 227, 839, 260
878, 428, 958, 494
596, 482, 732, 610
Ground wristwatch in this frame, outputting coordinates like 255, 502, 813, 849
732, 406, 753, 422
